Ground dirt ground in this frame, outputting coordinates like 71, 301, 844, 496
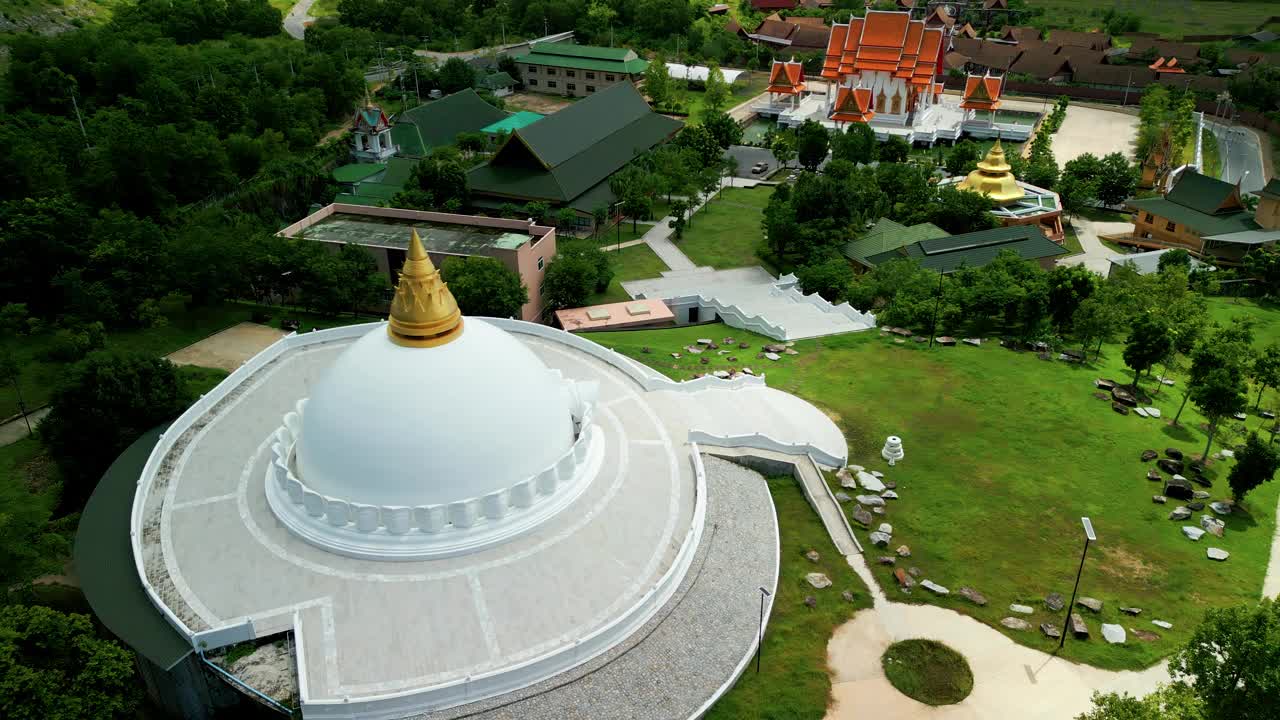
166, 322, 287, 372
999, 97, 1140, 167
504, 92, 575, 114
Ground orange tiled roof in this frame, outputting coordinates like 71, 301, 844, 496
1149, 57, 1187, 74
821, 11, 943, 84
831, 85, 875, 123
767, 60, 806, 93
960, 73, 1003, 110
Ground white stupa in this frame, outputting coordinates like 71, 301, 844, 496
127, 229, 848, 719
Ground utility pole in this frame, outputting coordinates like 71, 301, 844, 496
70, 88, 90, 149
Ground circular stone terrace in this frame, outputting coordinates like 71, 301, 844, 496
131, 319, 846, 719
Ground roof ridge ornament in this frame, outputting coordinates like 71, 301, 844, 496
387, 229, 464, 348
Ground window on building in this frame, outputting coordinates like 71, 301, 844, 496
605, 74, 615, 81
527, 66, 537, 73
567, 83, 576, 91
1166, 221, 1176, 232
528, 79, 538, 86
566, 70, 575, 77
586, 72, 596, 79
574, 215, 592, 228
547, 80, 557, 88
586, 85, 596, 93
1144, 213, 1154, 223
537, 256, 545, 270
546, 68, 557, 75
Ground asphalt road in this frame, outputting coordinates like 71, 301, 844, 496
1205, 119, 1266, 193
282, 0, 314, 40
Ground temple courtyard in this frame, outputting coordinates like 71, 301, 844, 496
586, 303, 1280, 714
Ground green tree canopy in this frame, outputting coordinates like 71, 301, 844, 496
795, 120, 830, 171
795, 256, 855, 303
440, 256, 529, 319
1227, 432, 1280, 502
1123, 313, 1172, 386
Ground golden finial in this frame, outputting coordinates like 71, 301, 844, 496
957, 137, 1024, 204
387, 229, 464, 348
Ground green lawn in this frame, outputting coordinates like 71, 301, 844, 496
309, 0, 339, 17
1, 296, 382, 419
587, 322, 1280, 671
676, 186, 775, 271
702, 477, 873, 720
1035, 0, 1275, 38
1062, 224, 1084, 256
673, 72, 771, 122
1207, 296, 1280, 351
268, 0, 294, 12
882, 639, 974, 706
1183, 128, 1222, 180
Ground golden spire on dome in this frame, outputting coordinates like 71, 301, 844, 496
387, 229, 464, 348
957, 138, 1025, 205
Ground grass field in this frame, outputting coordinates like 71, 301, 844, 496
0, 296, 382, 420
1062, 224, 1084, 256
309, 0, 339, 17
560, 236, 669, 305
881, 639, 974, 706
676, 186, 775, 271
0, 0, 121, 29
672, 72, 771, 122
1207, 296, 1280, 350
1033, 0, 1275, 38
1183, 128, 1222, 180
701, 477, 873, 720
586, 322, 1280, 671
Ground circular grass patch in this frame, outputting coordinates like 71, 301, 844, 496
881, 639, 974, 706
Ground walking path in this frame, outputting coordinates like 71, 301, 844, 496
282, 0, 315, 40
0, 407, 48, 447
1058, 217, 1134, 276
635, 177, 774, 272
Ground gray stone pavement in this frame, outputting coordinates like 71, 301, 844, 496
1057, 217, 1134, 276
435, 455, 778, 720
282, 0, 315, 40
0, 407, 48, 447
1206, 119, 1267, 194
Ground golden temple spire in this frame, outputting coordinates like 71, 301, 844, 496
957, 137, 1024, 205
387, 229, 464, 348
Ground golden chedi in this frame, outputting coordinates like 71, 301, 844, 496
387, 228, 464, 347
958, 139, 1025, 205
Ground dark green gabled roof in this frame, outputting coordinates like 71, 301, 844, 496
479, 71, 517, 90
867, 224, 1067, 273
76, 427, 193, 671
1165, 170, 1241, 215
514, 42, 648, 74
1259, 178, 1280, 201
468, 83, 682, 205
332, 163, 386, 184
380, 156, 419, 187
843, 218, 950, 264
394, 89, 508, 155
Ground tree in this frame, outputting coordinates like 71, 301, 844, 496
769, 130, 797, 169
831, 123, 876, 165
392, 152, 470, 212
703, 61, 731, 113
439, 57, 476, 93
1229, 63, 1280, 113
440, 256, 529, 318
674, 124, 723, 167
879, 136, 910, 163
1123, 313, 1172, 387
1253, 343, 1280, 409
795, 120, 830, 171
795, 256, 854, 302
724, 155, 740, 188
944, 140, 982, 175
1047, 263, 1097, 332
1055, 170, 1096, 218
0, 604, 139, 719
1095, 152, 1138, 207
1169, 598, 1280, 720
1244, 245, 1280, 297
927, 184, 998, 235
541, 245, 613, 312
1077, 683, 1204, 720
702, 111, 742, 149
644, 52, 672, 109
1159, 248, 1192, 273
668, 199, 688, 240
1191, 364, 1249, 460
1227, 432, 1280, 502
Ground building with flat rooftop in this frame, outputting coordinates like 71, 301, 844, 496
554, 298, 675, 331
514, 42, 648, 98
80, 231, 850, 719
468, 83, 683, 231
1125, 171, 1280, 266
278, 204, 557, 322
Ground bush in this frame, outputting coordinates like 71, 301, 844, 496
41, 322, 106, 362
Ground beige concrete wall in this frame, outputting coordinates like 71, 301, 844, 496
521, 62, 638, 97
1131, 211, 1206, 254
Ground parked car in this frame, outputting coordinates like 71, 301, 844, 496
750, 162, 769, 175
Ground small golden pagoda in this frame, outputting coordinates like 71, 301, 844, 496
387, 229, 464, 348
957, 139, 1025, 205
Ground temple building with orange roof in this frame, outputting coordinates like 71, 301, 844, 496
959, 72, 1003, 122
764, 58, 807, 110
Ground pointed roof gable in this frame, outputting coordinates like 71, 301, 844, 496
961, 73, 1003, 110
395, 89, 508, 155
1166, 170, 1243, 215
355, 106, 391, 132
767, 59, 806, 93
822, 10, 942, 84
831, 85, 875, 123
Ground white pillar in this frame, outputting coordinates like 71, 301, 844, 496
354, 133, 365, 152
371, 133, 381, 153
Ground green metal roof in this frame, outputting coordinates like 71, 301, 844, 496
843, 218, 950, 264
479, 71, 517, 90
380, 156, 419, 187
514, 42, 648, 74
334, 193, 387, 206
394, 89, 508, 155
76, 426, 193, 671
1165, 170, 1241, 215
1129, 197, 1260, 236
481, 111, 544, 135
468, 83, 682, 205
867, 225, 1067, 273
332, 163, 386, 184
1258, 178, 1280, 201
391, 122, 426, 157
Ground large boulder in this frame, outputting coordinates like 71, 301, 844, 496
1158, 458, 1185, 475
958, 587, 988, 606
1001, 617, 1032, 631
851, 505, 873, 526
806, 573, 832, 588
1070, 613, 1089, 639
1169, 506, 1192, 521
1041, 623, 1062, 639
1112, 402, 1130, 416
1102, 624, 1127, 645
1045, 592, 1065, 612
1140, 449, 1158, 462
1200, 515, 1225, 538
1165, 447, 1184, 460
869, 531, 891, 547
1076, 597, 1103, 613
894, 567, 915, 589
921, 580, 949, 595
1207, 548, 1230, 561
1112, 387, 1139, 407
1164, 475, 1195, 500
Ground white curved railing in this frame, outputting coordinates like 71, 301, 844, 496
686, 430, 847, 469
298, 444, 709, 718
776, 285, 877, 328
662, 294, 790, 341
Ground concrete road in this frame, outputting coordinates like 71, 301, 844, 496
282, 0, 315, 40
1205, 119, 1267, 194
0, 407, 48, 447
1058, 217, 1135, 276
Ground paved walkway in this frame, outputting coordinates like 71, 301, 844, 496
635, 177, 773, 273
1205, 119, 1267, 194
1058, 217, 1134, 275
0, 407, 48, 447
282, 0, 315, 40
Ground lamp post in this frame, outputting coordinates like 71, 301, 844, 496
1059, 517, 1096, 649
927, 270, 944, 349
755, 586, 772, 673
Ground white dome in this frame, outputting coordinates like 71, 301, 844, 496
295, 319, 576, 509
